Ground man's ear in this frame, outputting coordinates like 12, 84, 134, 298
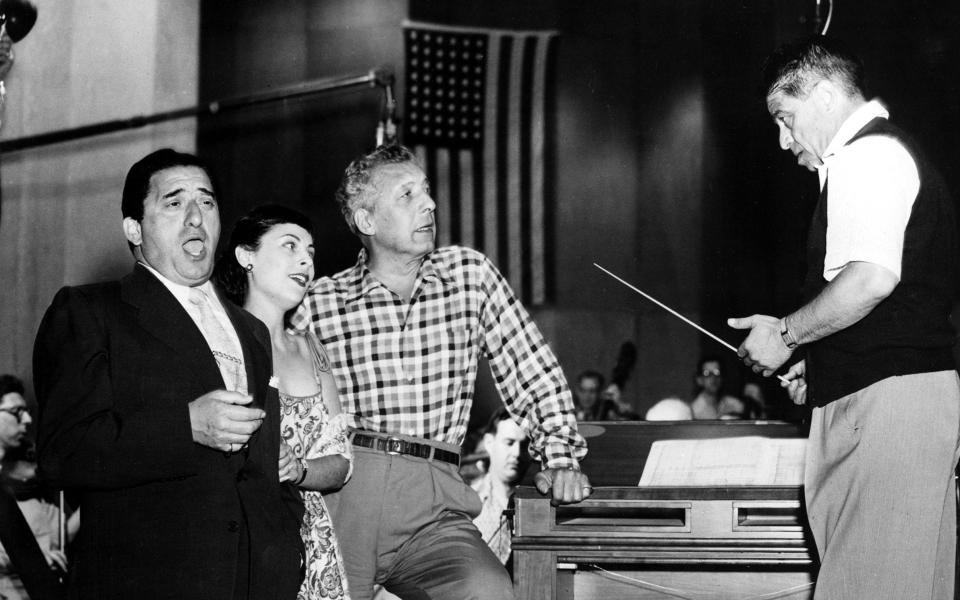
122, 217, 142, 246
354, 207, 375, 236
812, 79, 838, 112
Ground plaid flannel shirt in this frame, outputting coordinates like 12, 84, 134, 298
291, 245, 586, 469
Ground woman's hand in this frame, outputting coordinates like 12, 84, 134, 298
278, 442, 302, 483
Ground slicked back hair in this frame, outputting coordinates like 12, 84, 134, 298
121, 148, 214, 254
761, 35, 866, 101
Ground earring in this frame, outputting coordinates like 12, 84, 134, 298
244, 264, 253, 272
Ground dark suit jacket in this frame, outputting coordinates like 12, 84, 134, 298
33, 264, 304, 600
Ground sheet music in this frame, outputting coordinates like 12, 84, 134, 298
638, 436, 807, 487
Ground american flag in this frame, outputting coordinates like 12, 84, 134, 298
402, 21, 558, 305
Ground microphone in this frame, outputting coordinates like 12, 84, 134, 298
0, 0, 36, 128
375, 71, 398, 147
0, 0, 37, 42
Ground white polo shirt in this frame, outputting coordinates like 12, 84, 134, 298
817, 99, 919, 282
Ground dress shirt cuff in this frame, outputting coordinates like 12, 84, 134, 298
542, 443, 582, 471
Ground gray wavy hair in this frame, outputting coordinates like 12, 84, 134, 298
335, 144, 419, 236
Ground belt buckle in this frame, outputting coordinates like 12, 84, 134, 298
384, 437, 404, 455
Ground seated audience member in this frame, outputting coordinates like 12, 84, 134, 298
740, 378, 768, 419
2, 444, 81, 556
573, 370, 605, 421
717, 396, 747, 420
458, 435, 488, 489
599, 341, 642, 420
471, 407, 530, 569
690, 355, 741, 419
644, 397, 694, 421
575, 371, 639, 421
599, 381, 641, 420
0, 375, 66, 600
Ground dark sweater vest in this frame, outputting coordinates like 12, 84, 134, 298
803, 117, 959, 406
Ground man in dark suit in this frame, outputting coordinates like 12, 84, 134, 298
33, 149, 304, 600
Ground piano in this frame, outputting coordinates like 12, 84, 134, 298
512, 420, 817, 599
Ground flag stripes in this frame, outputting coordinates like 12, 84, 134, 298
403, 21, 557, 305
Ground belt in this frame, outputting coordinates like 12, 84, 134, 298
352, 433, 460, 467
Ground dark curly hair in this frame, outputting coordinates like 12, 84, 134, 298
335, 144, 418, 236
213, 204, 314, 306
0, 374, 24, 399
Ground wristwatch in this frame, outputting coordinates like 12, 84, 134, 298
293, 457, 308, 486
780, 318, 798, 349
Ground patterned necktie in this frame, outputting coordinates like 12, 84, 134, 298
188, 287, 247, 395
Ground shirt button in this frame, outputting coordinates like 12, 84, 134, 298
228, 520, 240, 532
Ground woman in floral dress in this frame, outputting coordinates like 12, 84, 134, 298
214, 205, 352, 600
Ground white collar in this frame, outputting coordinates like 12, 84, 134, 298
822, 99, 890, 160
138, 261, 217, 307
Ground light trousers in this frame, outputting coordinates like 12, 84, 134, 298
323, 433, 515, 600
805, 371, 960, 600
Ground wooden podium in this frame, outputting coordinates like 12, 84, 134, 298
512, 421, 817, 600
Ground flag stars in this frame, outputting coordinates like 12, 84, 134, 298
404, 29, 502, 144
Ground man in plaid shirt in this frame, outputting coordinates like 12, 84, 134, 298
292, 145, 591, 599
